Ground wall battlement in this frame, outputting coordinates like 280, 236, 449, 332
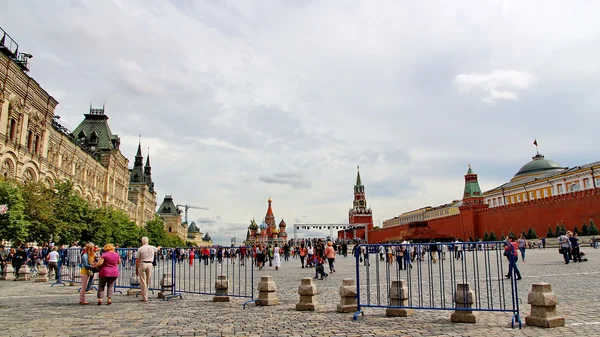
477, 188, 600, 215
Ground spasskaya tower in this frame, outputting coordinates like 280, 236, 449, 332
347, 166, 373, 241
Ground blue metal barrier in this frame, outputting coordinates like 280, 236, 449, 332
353, 241, 522, 328
114, 246, 255, 305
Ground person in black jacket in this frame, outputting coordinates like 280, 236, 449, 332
13, 246, 28, 280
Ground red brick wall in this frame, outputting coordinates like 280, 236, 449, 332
475, 188, 600, 238
366, 188, 600, 242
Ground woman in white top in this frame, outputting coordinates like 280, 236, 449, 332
273, 243, 281, 270
46, 246, 60, 281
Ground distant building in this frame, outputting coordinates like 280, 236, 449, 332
187, 221, 213, 246
246, 198, 288, 245
338, 167, 373, 241
373, 152, 600, 243
0, 26, 155, 228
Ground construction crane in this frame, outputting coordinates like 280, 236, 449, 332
176, 204, 209, 224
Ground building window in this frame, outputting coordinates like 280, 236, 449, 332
584, 179, 590, 189
33, 135, 40, 155
557, 184, 563, 193
536, 190, 540, 199
570, 183, 580, 192
510, 196, 514, 203
26, 130, 33, 151
544, 189, 548, 197
168, 227, 172, 232
505, 197, 508, 204
523, 193, 527, 201
596, 178, 600, 187
517, 194, 521, 202
9, 119, 16, 141
493, 199, 497, 207
529, 192, 534, 200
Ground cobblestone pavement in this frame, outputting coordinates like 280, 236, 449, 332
1, 247, 600, 336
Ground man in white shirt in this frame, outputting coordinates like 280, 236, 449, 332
135, 237, 157, 302
46, 246, 60, 281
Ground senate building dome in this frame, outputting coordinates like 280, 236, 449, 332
511, 154, 566, 182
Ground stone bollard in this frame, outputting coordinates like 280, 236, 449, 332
127, 275, 141, 296
35, 265, 49, 282
337, 278, 358, 313
386, 279, 413, 317
525, 283, 565, 328
257, 275, 279, 306
17, 265, 30, 281
158, 274, 173, 299
0, 263, 14, 280
214, 275, 230, 302
450, 283, 477, 323
296, 278, 318, 311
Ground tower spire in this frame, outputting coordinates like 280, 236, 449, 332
355, 166, 363, 187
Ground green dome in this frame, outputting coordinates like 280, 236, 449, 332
513, 154, 564, 179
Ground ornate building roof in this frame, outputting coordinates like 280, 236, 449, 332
248, 219, 259, 230
72, 105, 120, 150
512, 154, 565, 181
259, 221, 268, 230
462, 165, 483, 205
157, 195, 180, 216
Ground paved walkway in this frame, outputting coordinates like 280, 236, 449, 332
1, 246, 599, 336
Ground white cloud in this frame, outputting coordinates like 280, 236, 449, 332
2, 1, 600, 245
453, 70, 537, 104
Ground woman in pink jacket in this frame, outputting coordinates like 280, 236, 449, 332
96, 243, 121, 305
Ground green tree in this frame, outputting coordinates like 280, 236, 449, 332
489, 231, 498, 241
372, 226, 381, 230
588, 219, 599, 235
559, 223, 567, 236
483, 231, 490, 241
508, 230, 515, 239
555, 224, 561, 237
573, 226, 580, 235
582, 222, 589, 236
527, 228, 538, 239
21, 181, 57, 243
501, 232, 506, 241
87, 207, 140, 247
521, 229, 527, 238
144, 216, 169, 247
546, 225, 554, 238
52, 181, 90, 245
0, 180, 30, 243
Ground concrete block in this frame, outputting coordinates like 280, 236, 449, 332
257, 291, 280, 306
525, 315, 565, 328
451, 311, 477, 323
528, 292, 558, 306
386, 308, 414, 317
35, 265, 48, 282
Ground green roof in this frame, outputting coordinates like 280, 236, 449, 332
463, 166, 482, 198
514, 154, 564, 178
157, 195, 179, 216
72, 108, 119, 150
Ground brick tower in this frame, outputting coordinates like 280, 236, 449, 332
348, 166, 373, 241
458, 165, 488, 240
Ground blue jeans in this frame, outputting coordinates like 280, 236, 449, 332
561, 247, 570, 263
507, 255, 521, 278
518, 247, 526, 261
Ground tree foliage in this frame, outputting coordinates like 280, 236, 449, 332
489, 231, 498, 241
0, 178, 168, 247
526, 228, 538, 239
546, 225, 554, 238
589, 219, 599, 236
483, 231, 489, 241
582, 223, 589, 236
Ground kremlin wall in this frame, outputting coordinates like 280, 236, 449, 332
369, 153, 600, 243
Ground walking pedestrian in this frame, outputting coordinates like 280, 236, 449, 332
135, 237, 157, 302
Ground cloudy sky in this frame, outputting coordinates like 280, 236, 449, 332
3, 1, 599, 245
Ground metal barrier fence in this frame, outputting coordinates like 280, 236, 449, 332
113, 246, 255, 304
51, 246, 256, 305
353, 242, 522, 328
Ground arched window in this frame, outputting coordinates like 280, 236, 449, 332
570, 183, 580, 192
9, 119, 16, 141
26, 130, 33, 151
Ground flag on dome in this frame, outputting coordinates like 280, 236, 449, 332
533, 139, 538, 146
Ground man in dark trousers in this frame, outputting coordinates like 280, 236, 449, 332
13, 246, 28, 280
